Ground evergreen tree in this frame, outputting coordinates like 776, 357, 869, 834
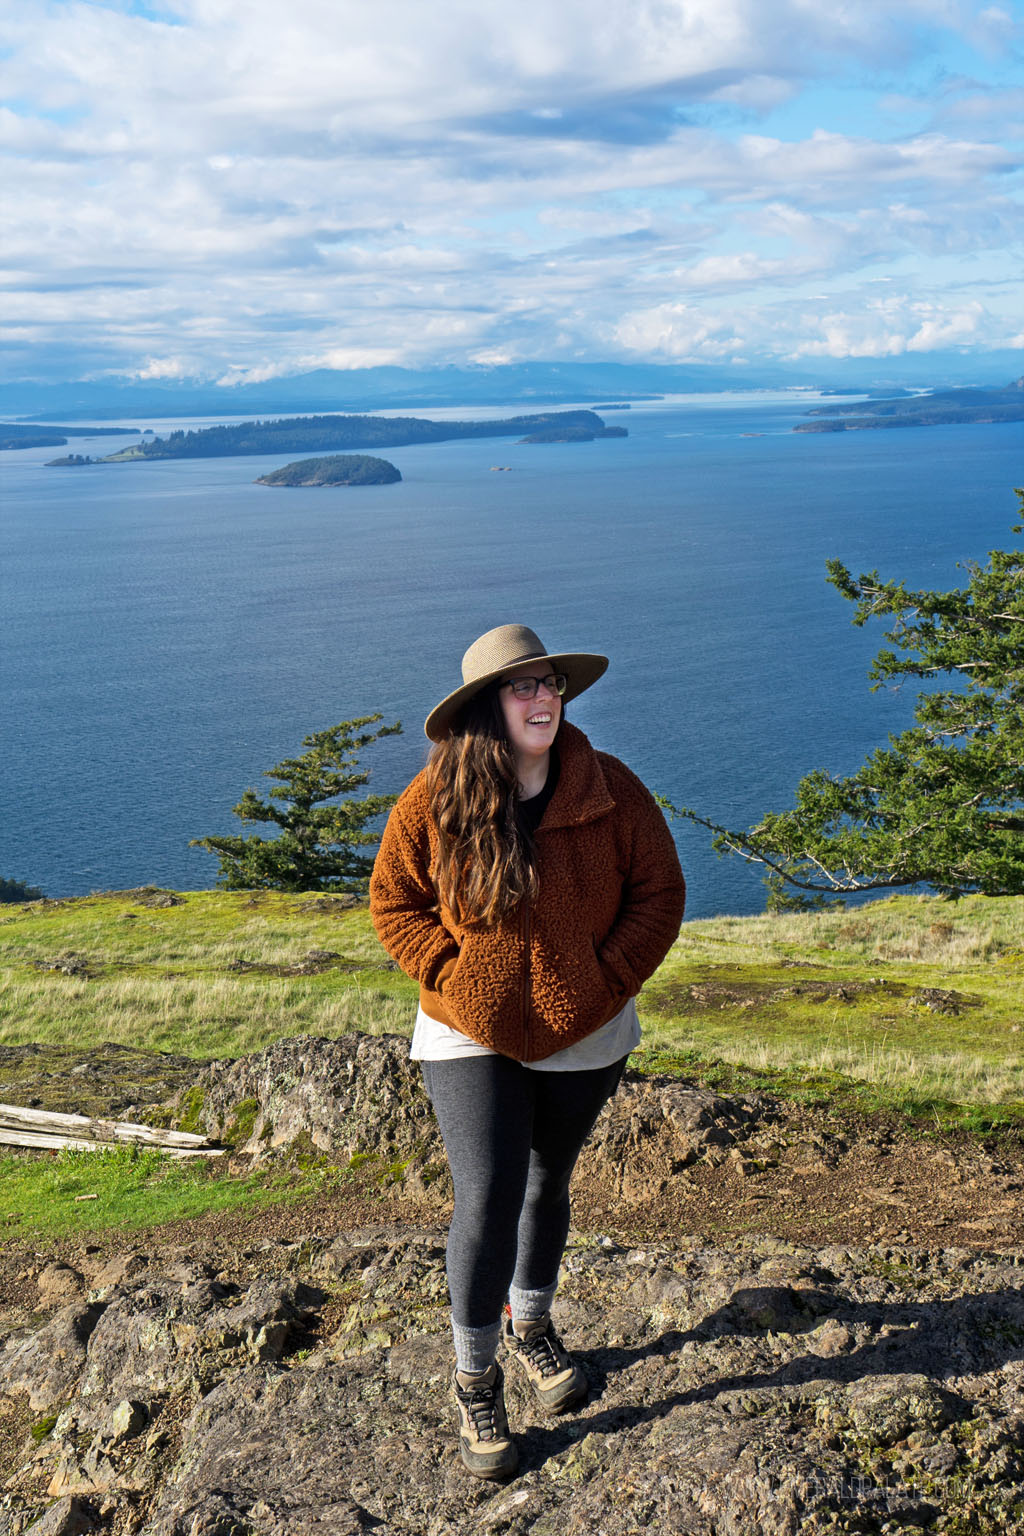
0, 877, 44, 903
664, 493, 1024, 903
192, 716, 401, 892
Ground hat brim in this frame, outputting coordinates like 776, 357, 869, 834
424, 651, 608, 741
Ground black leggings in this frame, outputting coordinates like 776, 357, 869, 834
422, 1053, 626, 1328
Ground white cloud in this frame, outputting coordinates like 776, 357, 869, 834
0, 0, 1018, 379
907, 305, 984, 350
613, 288, 1019, 364
709, 74, 797, 112
129, 356, 194, 379
667, 253, 791, 290
613, 302, 748, 359
468, 347, 520, 366
213, 347, 404, 384
788, 298, 986, 358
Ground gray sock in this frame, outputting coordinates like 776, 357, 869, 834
508, 1280, 558, 1325
451, 1318, 502, 1375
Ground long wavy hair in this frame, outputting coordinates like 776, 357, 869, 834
425, 683, 553, 927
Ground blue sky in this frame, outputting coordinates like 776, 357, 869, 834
1, 0, 1022, 384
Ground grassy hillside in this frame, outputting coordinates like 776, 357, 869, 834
3, 886, 1024, 1239
2, 886, 1024, 1128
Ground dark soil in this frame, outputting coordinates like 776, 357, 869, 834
3, 1098, 1021, 1321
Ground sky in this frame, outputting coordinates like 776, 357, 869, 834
1, 0, 1023, 385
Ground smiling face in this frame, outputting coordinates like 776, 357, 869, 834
498, 668, 563, 774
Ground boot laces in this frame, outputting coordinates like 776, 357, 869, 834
461, 1381, 503, 1440
518, 1324, 565, 1378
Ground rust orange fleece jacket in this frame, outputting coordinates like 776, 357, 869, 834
369, 721, 686, 1061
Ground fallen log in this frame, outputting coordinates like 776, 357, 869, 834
0, 1101, 224, 1158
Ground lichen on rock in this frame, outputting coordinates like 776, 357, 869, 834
4, 1037, 1024, 1533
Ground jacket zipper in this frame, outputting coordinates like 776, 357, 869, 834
520, 902, 531, 1059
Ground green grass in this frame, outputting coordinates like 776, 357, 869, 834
0, 1142, 348, 1239
0, 888, 417, 1056
2, 886, 1024, 1134
4, 886, 1024, 1239
642, 893, 1024, 1119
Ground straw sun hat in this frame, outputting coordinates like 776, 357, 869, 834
424, 624, 608, 742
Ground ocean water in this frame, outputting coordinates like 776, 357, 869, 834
1, 393, 1021, 917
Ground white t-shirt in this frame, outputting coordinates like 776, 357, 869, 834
409, 996, 640, 1072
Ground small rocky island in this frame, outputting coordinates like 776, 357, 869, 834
255, 454, 401, 487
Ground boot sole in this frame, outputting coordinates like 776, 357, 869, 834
459, 1442, 520, 1479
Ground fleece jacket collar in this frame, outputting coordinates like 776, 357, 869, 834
535, 721, 615, 831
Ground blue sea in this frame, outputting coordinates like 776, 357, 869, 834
2, 393, 1021, 917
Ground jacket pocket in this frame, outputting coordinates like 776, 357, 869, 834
593, 938, 628, 1011
436, 929, 520, 1030
594, 939, 629, 1004
541, 937, 620, 1033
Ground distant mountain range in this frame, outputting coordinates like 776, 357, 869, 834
4, 351, 1024, 422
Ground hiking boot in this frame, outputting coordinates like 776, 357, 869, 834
452, 1364, 519, 1480
503, 1310, 588, 1414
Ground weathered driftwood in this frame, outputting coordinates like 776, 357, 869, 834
0, 1102, 224, 1158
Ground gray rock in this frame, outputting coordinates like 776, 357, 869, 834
23, 1497, 96, 1535
4, 1042, 1024, 1533
86, 1252, 150, 1292
109, 1398, 148, 1444
168, 1034, 769, 1207
34, 1266, 84, 1305
3, 1225, 1023, 1533
72, 1271, 315, 1420
144, 1361, 398, 1535
0, 1302, 106, 1411
172, 1033, 438, 1163
843, 1373, 951, 1445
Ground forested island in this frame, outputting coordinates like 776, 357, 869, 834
519, 424, 629, 443
255, 454, 401, 486
795, 377, 1024, 432
44, 453, 98, 466
1, 424, 138, 451
97, 410, 615, 463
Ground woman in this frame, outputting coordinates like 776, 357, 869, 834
370, 623, 686, 1479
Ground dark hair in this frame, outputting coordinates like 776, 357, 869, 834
424, 683, 552, 926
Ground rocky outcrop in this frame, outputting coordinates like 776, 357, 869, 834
4, 1037, 1024, 1532
170, 1033, 772, 1204
4, 1227, 1024, 1533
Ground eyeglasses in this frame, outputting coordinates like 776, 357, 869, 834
502, 673, 567, 701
